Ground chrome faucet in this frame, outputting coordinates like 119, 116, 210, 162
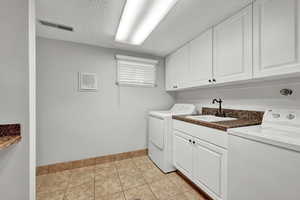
212, 98, 225, 117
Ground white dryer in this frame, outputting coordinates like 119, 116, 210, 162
148, 104, 196, 173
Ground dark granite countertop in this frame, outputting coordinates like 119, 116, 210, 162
173, 107, 264, 132
173, 115, 261, 131
0, 124, 21, 150
0, 136, 21, 150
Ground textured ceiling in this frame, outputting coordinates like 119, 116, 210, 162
37, 0, 252, 56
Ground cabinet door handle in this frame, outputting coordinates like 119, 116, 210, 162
212, 78, 216, 82
189, 139, 192, 143
192, 141, 195, 144
173, 85, 178, 88
208, 79, 212, 83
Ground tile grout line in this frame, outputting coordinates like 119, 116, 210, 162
115, 161, 127, 200
147, 181, 159, 200
93, 167, 95, 200
132, 157, 159, 200
61, 170, 71, 200
118, 157, 152, 200
121, 158, 140, 200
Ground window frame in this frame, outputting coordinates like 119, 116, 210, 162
115, 55, 159, 87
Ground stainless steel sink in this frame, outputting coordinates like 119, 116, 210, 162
186, 115, 237, 122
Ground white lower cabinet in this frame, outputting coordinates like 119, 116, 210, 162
173, 130, 193, 177
173, 121, 228, 200
193, 138, 227, 200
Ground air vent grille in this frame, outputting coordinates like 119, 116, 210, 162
39, 20, 74, 32
79, 72, 98, 91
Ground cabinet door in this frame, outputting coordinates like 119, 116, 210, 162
193, 138, 227, 200
165, 45, 189, 91
213, 5, 252, 84
253, 0, 300, 78
173, 130, 193, 177
166, 53, 178, 91
187, 29, 213, 87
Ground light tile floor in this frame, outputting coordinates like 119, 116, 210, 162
37, 156, 208, 200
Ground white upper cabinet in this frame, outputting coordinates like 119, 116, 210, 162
166, 45, 189, 91
253, 0, 300, 78
165, 1, 300, 91
187, 29, 213, 87
166, 52, 177, 90
213, 5, 253, 84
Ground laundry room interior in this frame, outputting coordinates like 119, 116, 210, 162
1, 0, 300, 200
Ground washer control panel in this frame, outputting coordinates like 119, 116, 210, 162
263, 109, 300, 128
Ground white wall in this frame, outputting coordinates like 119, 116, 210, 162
36, 37, 174, 166
176, 78, 300, 112
0, 0, 33, 200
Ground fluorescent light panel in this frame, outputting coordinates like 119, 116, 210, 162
115, 0, 178, 45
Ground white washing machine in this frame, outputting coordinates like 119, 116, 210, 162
148, 104, 196, 173
228, 109, 300, 200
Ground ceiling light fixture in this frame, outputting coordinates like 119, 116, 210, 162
115, 0, 179, 45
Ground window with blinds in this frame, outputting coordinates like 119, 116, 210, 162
116, 55, 158, 87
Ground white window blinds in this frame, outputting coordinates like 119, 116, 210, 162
116, 55, 158, 87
